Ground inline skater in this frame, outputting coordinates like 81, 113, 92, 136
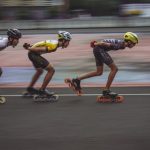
0, 29, 22, 103
65, 32, 138, 99
23, 31, 71, 100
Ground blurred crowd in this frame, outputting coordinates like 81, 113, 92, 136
0, 0, 150, 20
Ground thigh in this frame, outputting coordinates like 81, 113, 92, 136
28, 52, 49, 69
93, 47, 113, 66
96, 65, 103, 73
45, 64, 54, 71
93, 47, 103, 66
107, 62, 118, 70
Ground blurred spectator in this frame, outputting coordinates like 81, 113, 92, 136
0, 0, 150, 20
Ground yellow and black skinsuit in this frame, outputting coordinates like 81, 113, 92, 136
28, 40, 58, 69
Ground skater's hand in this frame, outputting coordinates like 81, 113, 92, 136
90, 41, 97, 48
23, 43, 31, 50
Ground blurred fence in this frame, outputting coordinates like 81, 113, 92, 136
0, 0, 63, 6
0, 17, 150, 30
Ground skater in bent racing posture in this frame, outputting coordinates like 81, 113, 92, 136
65, 32, 138, 99
23, 31, 71, 98
0, 29, 22, 103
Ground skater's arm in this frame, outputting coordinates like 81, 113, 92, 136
23, 43, 57, 53
27, 47, 47, 52
91, 41, 113, 48
28, 47, 56, 53
95, 42, 113, 48
23, 43, 56, 53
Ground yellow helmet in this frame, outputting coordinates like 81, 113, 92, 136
124, 32, 138, 44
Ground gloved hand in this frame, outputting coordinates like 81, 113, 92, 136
90, 41, 97, 48
23, 43, 31, 49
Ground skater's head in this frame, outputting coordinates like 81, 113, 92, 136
7, 29, 22, 47
124, 32, 138, 48
58, 31, 72, 48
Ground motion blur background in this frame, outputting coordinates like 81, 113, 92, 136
0, 0, 150, 87
1, 2, 150, 150
0, 0, 150, 20
0, 0, 150, 29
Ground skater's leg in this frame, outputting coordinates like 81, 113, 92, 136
28, 68, 43, 88
77, 65, 103, 80
105, 62, 118, 90
69, 66, 103, 94
40, 64, 55, 90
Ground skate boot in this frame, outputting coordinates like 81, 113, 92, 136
102, 89, 118, 99
97, 89, 124, 103
72, 78, 82, 95
38, 89, 55, 97
23, 87, 39, 97
65, 78, 83, 96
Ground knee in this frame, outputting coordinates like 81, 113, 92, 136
47, 67, 55, 74
96, 71, 103, 76
37, 69, 44, 75
112, 66, 118, 73
51, 67, 55, 74
115, 67, 118, 72
0, 68, 2, 77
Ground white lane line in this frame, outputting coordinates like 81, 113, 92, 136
1, 93, 150, 97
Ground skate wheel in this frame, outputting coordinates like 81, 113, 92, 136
64, 78, 68, 83
68, 83, 72, 88
64, 78, 72, 87
33, 95, 39, 100
77, 90, 82, 96
115, 96, 124, 103
97, 95, 124, 103
0, 96, 6, 104
49, 95, 59, 102
65, 78, 82, 96
97, 96, 106, 103
33, 95, 59, 103
64, 78, 71, 83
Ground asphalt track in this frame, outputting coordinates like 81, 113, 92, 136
0, 86, 150, 150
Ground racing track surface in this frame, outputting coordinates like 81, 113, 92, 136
0, 86, 150, 150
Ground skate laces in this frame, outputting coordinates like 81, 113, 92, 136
45, 89, 54, 95
39, 89, 54, 96
109, 91, 117, 95
103, 89, 117, 96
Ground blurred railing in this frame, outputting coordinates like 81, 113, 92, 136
0, 17, 150, 30
0, 0, 63, 6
